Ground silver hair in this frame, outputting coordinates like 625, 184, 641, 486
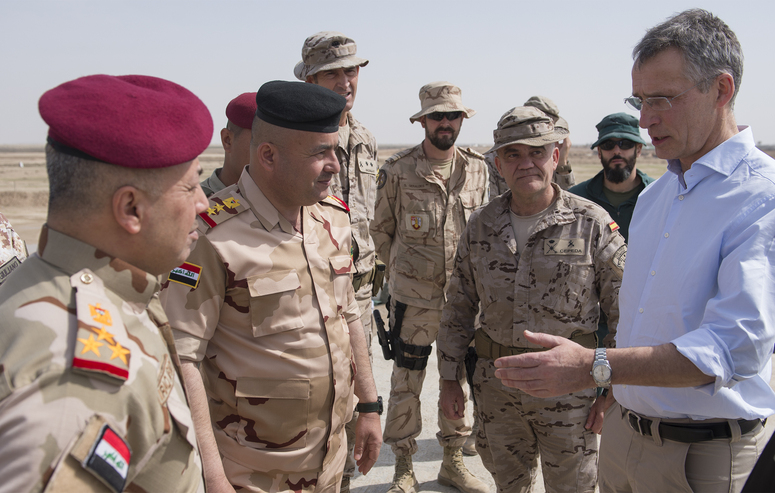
633, 9, 743, 108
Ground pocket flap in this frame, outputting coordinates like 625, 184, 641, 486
248, 270, 301, 297
235, 378, 310, 399
329, 255, 353, 275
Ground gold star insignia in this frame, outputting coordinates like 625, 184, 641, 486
94, 326, 115, 345
214, 203, 225, 212
206, 206, 217, 216
108, 342, 131, 365
78, 334, 103, 357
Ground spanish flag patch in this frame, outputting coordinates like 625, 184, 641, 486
608, 221, 620, 233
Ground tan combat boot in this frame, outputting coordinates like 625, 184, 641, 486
438, 446, 489, 493
387, 454, 419, 493
462, 418, 479, 456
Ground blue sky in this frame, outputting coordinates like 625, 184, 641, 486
1, 0, 773, 147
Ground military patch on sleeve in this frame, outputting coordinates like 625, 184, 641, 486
610, 245, 627, 278
377, 169, 387, 190
83, 424, 131, 493
0, 256, 21, 286
608, 221, 620, 233
544, 238, 585, 255
169, 262, 202, 289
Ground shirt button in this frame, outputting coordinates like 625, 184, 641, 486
651, 271, 656, 276
664, 233, 669, 238
639, 308, 644, 313
679, 195, 684, 200
80, 272, 93, 284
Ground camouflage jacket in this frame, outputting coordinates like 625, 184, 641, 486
371, 144, 488, 310
161, 169, 358, 475
330, 112, 378, 275
0, 212, 28, 286
438, 187, 625, 380
200, 167, 226, 198
485, 151, 575, 201
0, 227, 203, 493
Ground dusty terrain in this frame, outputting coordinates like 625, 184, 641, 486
0, 144, 672, 244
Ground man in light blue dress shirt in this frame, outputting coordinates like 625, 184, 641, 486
489, 9, 775, 492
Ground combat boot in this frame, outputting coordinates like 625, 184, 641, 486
438, 446, 489, 493
387, 454, 418, 493
462, 418, 479, 456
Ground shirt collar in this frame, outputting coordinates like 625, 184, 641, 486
237, 168, 295, 235
667, 126, 753, 189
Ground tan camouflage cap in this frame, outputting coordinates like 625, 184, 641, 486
524, 95, 570, 133
409, 81, 476, 123
294, 31, 369, 81
489, 106, 567, 153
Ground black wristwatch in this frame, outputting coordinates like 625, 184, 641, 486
356, 396, 383, 415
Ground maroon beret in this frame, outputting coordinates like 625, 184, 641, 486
39, 74, 213, 169
225, 92, 257, 130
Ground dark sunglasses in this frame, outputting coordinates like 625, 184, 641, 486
427, 111, 463, 121
599, 139, 637, 151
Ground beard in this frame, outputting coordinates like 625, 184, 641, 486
602, 153, 637, 183
426, 125, 459, 151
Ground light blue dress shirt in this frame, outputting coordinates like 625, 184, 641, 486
615, 127, 775, 420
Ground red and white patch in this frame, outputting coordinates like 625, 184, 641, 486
84, 425, 131, 493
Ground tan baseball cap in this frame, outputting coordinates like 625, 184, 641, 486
489, 106, 567, 153
294, 31, 369, 81
409, 81, 476, 123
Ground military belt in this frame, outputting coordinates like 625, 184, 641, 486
624, 408, 763, 443
474, 328, 597, 360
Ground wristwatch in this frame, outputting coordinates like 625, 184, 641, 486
356, 396, 383, 415
591, 348, 612, 388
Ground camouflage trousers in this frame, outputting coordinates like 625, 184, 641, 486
475, 358, 597, 493
384, 300, 471, 455
222, 428, 347, 492
344, 283, 375, 478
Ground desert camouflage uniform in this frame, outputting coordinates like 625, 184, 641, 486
485, 151, 575, 201
370, 144, 488, 455
438, 187, 625, 492
161, 169, 358, 492
0, 212, 27, 286
200, 168, 227, 197
331, 112, 380, 480
0, 227, 204, 493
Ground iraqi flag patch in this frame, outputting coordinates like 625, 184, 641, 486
84, 424, 131, 493
169, 262, 202, 289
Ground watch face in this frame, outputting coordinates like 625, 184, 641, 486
593, 364, 612, 382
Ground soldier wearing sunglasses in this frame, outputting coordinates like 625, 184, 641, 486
371, 81, 489, 493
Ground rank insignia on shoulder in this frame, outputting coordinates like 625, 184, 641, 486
199, 192, 247, 228
608, 221, 620, 233
83, 423, 131, 493
323, 194, 350, 212
169, 262, 202, 289
72, 324, 131, 382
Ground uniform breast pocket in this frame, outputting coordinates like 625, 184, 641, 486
235, 378, 310, 450
248, 270, 304, 337
401, 206, 436, 240
330, 255, 354, 310
459, 191, 479, 224
538, 261, 595, 319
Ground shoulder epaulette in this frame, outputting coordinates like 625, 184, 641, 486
461, 147, 485, 160
320, 194, 350, 213
197, 187, 249, 233
384, 147, 415, 165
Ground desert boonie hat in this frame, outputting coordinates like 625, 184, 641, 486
294, 31, 369, 81
226, 92, 258, 130
39, 74, 213, 169
525, 95, 570, 134
590, 112, 646, 149
489, 106, 567, 153
409, 81, 476, 123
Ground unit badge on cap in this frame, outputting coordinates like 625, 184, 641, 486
169, 262, 202, 289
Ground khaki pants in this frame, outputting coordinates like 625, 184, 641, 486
222, 428, 347, 492
600, 402, 766, 493
344, 283, 374, 478
475, 358, 597, 493
383, 300, 471, 455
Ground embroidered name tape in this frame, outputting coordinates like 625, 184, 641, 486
169, 262, 202, 289
544, 238, 585, 255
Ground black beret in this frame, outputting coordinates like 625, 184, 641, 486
255, 80, 345, 133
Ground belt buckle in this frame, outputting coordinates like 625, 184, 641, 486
629, 412, 645, 435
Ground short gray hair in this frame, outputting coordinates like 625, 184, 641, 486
46, 145, 171, 215
633, 9, 743, 108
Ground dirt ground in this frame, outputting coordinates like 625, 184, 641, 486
0, 144, 671, 244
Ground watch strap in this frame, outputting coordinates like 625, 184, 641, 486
356, 396, 382, 414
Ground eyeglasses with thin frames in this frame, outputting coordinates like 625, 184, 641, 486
624, 76, 714, 112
